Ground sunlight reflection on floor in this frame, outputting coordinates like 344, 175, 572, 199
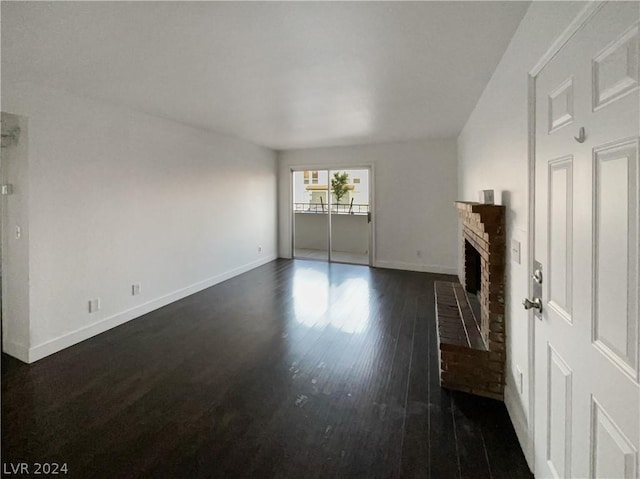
292, 265, 371, 334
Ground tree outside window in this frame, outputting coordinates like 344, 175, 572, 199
331, 171, 349, 204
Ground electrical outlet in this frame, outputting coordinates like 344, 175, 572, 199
258, 246, 262, 253
88, 298, 101, 313
132, 283, 141, 296
15, 225, 21, 239
416, 250, 422, 258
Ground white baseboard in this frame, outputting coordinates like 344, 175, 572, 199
2, 339, 30, 363
374, 259, 457, 275
504, 380, 534, 471
26, 255, 277, 363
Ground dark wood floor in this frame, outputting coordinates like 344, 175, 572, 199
2, 259, 531, 478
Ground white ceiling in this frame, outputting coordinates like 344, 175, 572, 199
2, 1, 529, 150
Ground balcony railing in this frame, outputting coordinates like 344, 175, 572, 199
293, 202, 369, 215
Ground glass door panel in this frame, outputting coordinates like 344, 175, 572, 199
329, 168, 370, 265
292, 170, 329, 261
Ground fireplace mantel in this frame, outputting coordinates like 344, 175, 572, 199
455, 201, 505, 237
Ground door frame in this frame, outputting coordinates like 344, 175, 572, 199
289, 164, 375, 266
526, 1, 606, 469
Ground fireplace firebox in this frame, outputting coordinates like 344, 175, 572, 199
464, 239, 482, 296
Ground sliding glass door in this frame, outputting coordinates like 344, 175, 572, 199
292, 168, 371, 265
328, 168, 369, 265
293, 170, 329, 261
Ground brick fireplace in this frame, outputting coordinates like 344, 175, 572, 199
434, 201, 506, 400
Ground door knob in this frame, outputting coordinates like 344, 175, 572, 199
523, 297, 542, 312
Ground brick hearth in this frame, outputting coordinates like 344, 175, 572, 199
435, 201, 506, 400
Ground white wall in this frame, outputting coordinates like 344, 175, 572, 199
1, 82, 278, 362
457, 1, 586, 467
294, 213, 369, 254
279, 139, 458, 274
330, 214, 369, 254
294, 213, 328, 251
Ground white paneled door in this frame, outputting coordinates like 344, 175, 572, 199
534, 3, 639, 478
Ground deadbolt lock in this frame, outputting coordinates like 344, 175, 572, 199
532, 269, 543, 284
